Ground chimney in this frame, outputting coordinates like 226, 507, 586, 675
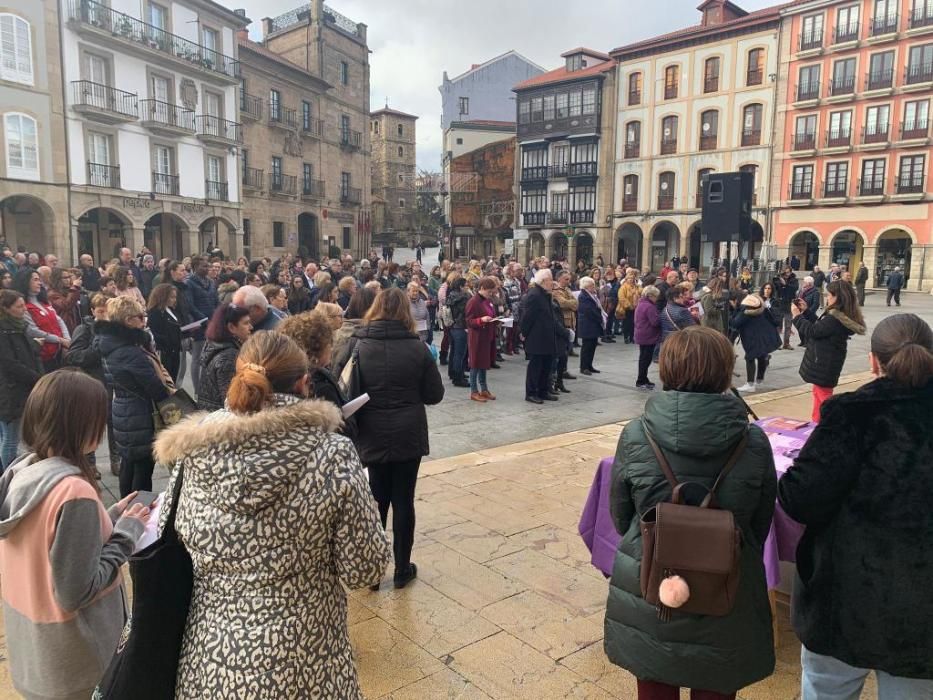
261, 17, 272, 38
237, 27, 248, 42
699, 0, 747, 26
310, 0, 324, 23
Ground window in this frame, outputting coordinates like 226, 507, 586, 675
340, 113, 351, 140
397, 146, 404, 157
913, 0, 933, 27
658, 172, 675, 209
85, 52, 109, 86
903, 99, 929, 136
518, 100, 530, 124
340, 171, 351, 197
828, 110, 853, 144
568, 91, 581, 117
898, 154, 925, 192
339, 60, 349, 86
273, 221, 284, 248
397, 123, 403, 137
153, 144, 172, 174
660, 115, 678, 153
623, 174, 639, 211
521, 146, 547, 178
795, 114, 818, 149
801, 13, 824, 49
398, 198, 406, 207
699, 110, 718, 150
543, 95, 555, 121
746, 48, 763, 85
798, 65, 821, 100
87, 132, 112, 186
342, 226, 351, 250
202, 27, 218, 54
204, 91, 222, 122
628, 72, 642, 105
664, 65, 679, 99
867, 51, 895, 89
570, 142, 597, 174
704, 57, 720, 93
271, 155, 282, 186
739, 164, 759, 203
302, 101, 311, 130
742, 104, 763, 145
825, 161, 849, 196
865, 104, 890, 139
521, 187, 547, 222
555, 92, 568, 119
566, 54, 584, 72
148, 2, 168, 30
696, 168, 714, 207
303, 162, 313, 191
269, 89, 281, 121
152, 143, 174, 193
242, 218, 251, 247
531, 97, 543, 122
860, 158, 886, 193
551, 144, 569, 172
150, 74, 171, 103
831, 58, 857, 94
456, 137, 463, 145
569, 185, 596, 218
206, 155, 223, 199
906, 43, 933, 83
791, 165, 814, 198
836, 5, 860, 41
459, 96, 469, 115
872, 0, 898, 33
582, 87, 596, 114
1, 14, 33, 85
625, 121, 641, 158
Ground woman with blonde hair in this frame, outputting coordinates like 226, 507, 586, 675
617, 268, 641, 344
314, 301, 345, 331
155, 332, 389, 698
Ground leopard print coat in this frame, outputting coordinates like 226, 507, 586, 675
154, 394, 390, 699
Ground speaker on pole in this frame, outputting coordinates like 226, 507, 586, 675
700, 171, 759, 243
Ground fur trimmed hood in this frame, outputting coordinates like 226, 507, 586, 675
826, 308, 866, 335
153, 395, 343, 464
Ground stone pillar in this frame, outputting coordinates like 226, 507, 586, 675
642, 227, 653, 272
909, 244, 925, 291
228, 228, 243, 261
567, 236, 577, 266
861, 245, 878, 287
124, 226, 145, 256
514, 239, 529, 265
816, 245, 830, 270
186, 228, 201, 258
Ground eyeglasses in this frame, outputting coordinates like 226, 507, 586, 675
134, 314, 147, 320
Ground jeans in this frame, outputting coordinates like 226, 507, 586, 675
449, 328, 467, 380
469, 368, 488, 393
636, 679, 735, 700
801, 647, 933, 700
886, 288, 901, 306
0, 418, 21, 471
580, 337, 598, 371
526, 354, 554, 399
637, 344, 655, 385
119, 455, 155, 498
368, 458, 421, 572
190, 339, 206, 394
746, 356, 769, 383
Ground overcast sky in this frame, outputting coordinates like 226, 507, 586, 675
241, 0, 775, 170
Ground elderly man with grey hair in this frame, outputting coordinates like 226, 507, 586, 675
232, 284, 278, 331
520, 268, 563, 404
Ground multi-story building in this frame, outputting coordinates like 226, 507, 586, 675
370, 106, 418, 246
512, 48, 617, 266
772, 0, 933, 290
244, 0, 371, 260
63, 0, 248, 262
610, 0, 781, 274
0, 0, 70, 257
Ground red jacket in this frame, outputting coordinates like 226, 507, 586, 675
26, 301, 65, 362
465, 295, 496, 370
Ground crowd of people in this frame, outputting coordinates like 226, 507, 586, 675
0, 240, 929, 700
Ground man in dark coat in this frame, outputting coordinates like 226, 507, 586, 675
885, 267, 904, 306
854, 262, 869, 306
520, 270, 560, 404
77, 254, 102, 292
186, 256, 218, 392
772, 266, 799, 349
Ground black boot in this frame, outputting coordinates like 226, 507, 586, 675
556, 379, 571, 393
439, 350, 448, 365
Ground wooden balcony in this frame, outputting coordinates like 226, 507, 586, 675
660, 138, 677, 155
657, 193, 674, 210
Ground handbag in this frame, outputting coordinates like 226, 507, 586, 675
151, 389, 198, 432
95, 467, 193, 699
338, 343, 362, 399
639, 429, 746, 621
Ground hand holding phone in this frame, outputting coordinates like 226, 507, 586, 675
127, 490, 159, 510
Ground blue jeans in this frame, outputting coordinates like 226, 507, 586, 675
469, 368, 487, 393
449, 328, 467, 380
0, 418, 22, 471
802, 647, 933, 700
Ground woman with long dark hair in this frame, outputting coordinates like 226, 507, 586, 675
287, 274, 313, 315
0, 290, 43, 469
147, 282, 183, 382
197, 303, 252, 412
791, 280, 865, 422
14, 268, 70, 372
332, 286, 377, 372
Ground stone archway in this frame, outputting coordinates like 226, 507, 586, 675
76, 207, 133, 264
144, 212, 189, 261
829, 229, 865, 272
788, 230, 820, 270
198, 216, 237, 259
529, 232, 545, 259
0, 195, 56, 256
616, 223, 642, 268
649, 221, 680, 272
298, 213, 320, 260
575, 231, 594, 266
875, 228, 913, 286
549, 231, 567, 261
687, 221, 703, 272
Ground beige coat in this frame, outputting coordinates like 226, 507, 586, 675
552, 286, 578, 329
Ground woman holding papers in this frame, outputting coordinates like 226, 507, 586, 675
465, 276, 499, 403
147, 283, 183, 382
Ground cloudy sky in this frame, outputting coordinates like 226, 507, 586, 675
242, 0, 775, 170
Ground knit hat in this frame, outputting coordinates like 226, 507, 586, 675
741, 293, 763, 309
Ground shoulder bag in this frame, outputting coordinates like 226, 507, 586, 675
338, 343, 362, 399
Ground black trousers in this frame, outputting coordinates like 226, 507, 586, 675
368, 459, 421, 572
856, 284, 866, 306
526, 353, 554, 399
886, 288, 901, 305
637, 344, 655, 385
745, 356, 769, 383
160, 349, 181, 383
580, 338, 598, 371
119, 455, 155, 498
622, 310, 635, 341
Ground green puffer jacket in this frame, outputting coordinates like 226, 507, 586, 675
604, 391, 777, 694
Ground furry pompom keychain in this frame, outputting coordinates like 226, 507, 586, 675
658, 575, 690, 609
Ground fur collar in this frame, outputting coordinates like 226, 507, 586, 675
153, 395, 343, 463
826, 308, 866, 335
94, 320, 151, 347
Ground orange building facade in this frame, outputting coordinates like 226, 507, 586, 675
771, 0, 933, 290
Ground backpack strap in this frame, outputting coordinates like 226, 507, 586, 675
708, 432, 749, 497
644, 429, 680, 492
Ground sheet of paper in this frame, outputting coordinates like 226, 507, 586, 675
415, 319, 428, 332
497, 317, 514, 328
133, 492, 164, 553
180, 318, 207, 333
342, 392, 370, 418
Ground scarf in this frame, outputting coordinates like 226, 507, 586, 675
0, 313, 28, 333
586, 289, 608, 327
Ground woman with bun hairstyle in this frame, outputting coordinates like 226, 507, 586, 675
154, 331, 389, 699
779, 314, 933, 699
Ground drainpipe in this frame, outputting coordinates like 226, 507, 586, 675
765, 25, 782, 273
57, 1, 76, 264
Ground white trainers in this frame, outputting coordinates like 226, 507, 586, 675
737, 382, 757, 393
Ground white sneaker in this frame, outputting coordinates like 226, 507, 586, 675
737, 382, 757, 392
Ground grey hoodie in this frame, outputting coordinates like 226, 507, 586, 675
0, 454, 143, 700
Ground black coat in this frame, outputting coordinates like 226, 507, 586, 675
197, 339, 240, 412
779, 378, 933, 678
344, 320, 444, 465
147, 308, 182, 357
79, 265, 102, 292
445, 289, 469, 329
0, 317, 43, 423
577, 291, 604, 340
520, 285, 560, 356
772, 273, 799, 312
793, 308, 865, 388
97, 321, 171, 459
310, 366, 358, 442
64, 316, 106, 385
731, 304, 781, 360
137, 268, 159, 300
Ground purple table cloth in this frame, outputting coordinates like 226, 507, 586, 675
579, 417, 813, 587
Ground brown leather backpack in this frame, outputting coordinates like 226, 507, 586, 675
639, 429, 747, 620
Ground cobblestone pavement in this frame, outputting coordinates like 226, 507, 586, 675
0, 376, 881, 699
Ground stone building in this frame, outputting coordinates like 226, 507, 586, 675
0, 0, 69, 258
370, 106, 418, 247
240, 0, 371, 261
449, 137, 516, 260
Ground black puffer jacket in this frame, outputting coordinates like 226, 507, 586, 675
445, 289, 469, 330
346, 320, 444, 465
0, 315, 43, 423
731, 301, 781, 360
197, 339, 240, 412
779, 378, 933, 678
64, 316, 106, 385
97, 321, 170, 459
793, 308, 865, 388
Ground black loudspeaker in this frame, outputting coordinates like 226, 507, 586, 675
700, 171, 759, 242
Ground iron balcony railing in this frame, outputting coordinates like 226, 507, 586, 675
195, 115, 242, 143
242, 167, 263, 189
834, 23, 860, 43
858, 177, 885, 196
622, 194, 638, 212
152, 171, 179, 195
269, 106, 297, 129
302, 178, 325, 197
829, 75, 856, 95
789, 182, 813, 200
869, 13, 899, 35
568, 162, 597, 178
703, 76, 719, 93
340, 186, 362, 204
548, 163, 568, 178
240, 92, 262, 120
569, 210, 594, 224
699, 134, 718, 151
896, 175, 925, 194
905, 62, 933, 85
793, 132, 817, 150
910, 6, 933, 28
521, 166, 548, 181
69, 0, 239, 79
862, 124, 890, 143
628, 90, 641, 106
205, 179, 228, 201
660, 137, 677, 155
664, 83, 677, 100
657, 193, 674, 210
901, 119, 929, 140
140, 99, 194, 130
799, 29, 823, 51
340, 129, 362, 149
522, 212, 546, 226
87, 162, 120, 188
741, 128, 761, 146
796, 81, 821, 101
624, 143, 640, 159
302, 118, 325, 138
71, 80, 137, 118
270, 173, 297, 195
548, 211, 568, 225
826, 128, 852, 147
746, 68, 763, 86
865, 69, 894, 91
823, 181, 848, 198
